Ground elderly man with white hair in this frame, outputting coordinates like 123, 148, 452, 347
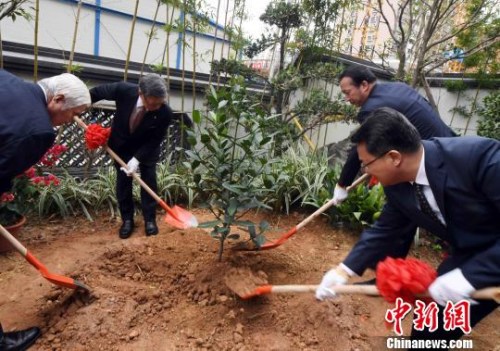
0, 69, 90, 350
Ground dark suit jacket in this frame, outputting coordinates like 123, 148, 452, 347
339, 82, 456, 186
343, 137, 500, 289
0, 69, 55, 193
90, 82, 173, 163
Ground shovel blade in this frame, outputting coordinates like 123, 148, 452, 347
45, 274, 91, 292
163, 213, 190, 229
26, 252, 91, 292
164, 205, 198, 229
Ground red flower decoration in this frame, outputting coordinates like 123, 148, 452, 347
376, 257, 437, 303
85, 124, 111, 150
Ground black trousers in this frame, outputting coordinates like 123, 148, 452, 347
114, 161, 157, 222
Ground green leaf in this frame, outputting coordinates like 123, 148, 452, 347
227, 198, 238, 216
200, 133, 211, 144
259, 220, 270, 232
198, 220, 222, 228
192, 109, 201, 124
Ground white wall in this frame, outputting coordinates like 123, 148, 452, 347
0, 0, 231, 74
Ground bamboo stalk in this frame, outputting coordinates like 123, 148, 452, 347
67, 0, 83, 73
216, 0, 231, 88
181, 0, 187, 112
141, 0, 161, 76
225, 0, 237, 56
191, 0, 197, 112
164, 3, 176, 104
235, 0, 245, 59
208, 0, 222, 88
124, 0, 140, 82
33, 0, 40, 82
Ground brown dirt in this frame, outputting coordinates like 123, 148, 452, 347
0, 209, 498, 351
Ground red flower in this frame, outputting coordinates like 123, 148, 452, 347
24, 167, 36, 179
376, 257, 437, 304
38, 144, 68, 167
0, 193, 15, 203
85, 124, 111, 150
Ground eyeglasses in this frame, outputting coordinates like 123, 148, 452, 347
360, 151, 389, 171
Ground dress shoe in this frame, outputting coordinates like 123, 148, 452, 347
119, 220, 134, 239
145, 221, 159, 236
0, 326, 41, 351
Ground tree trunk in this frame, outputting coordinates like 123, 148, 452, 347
420, 74, 440, 114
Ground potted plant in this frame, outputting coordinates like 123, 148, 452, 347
0, 192, 26, 229
0, 191, 27, 252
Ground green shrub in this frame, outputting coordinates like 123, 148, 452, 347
477, 91, 500, 140
184, 77, 280, 259
329, 182, 385, 229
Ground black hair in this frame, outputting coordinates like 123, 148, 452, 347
339, 66, 377, 87
351, 107, 421, 156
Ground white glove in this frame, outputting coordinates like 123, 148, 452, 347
315, 265, 350, 301
333, 184, 348, 205
120, 157, 139, 176
428, 268, 477, 306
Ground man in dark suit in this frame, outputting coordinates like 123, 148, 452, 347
316, 108, 499, 345
332, 66, 456, 205
90, 74, 173, 239
0, 69, 90, 350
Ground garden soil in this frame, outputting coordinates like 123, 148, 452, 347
0, 209, 498, 351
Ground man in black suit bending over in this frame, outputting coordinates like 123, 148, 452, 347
332, 66, 456, 205
90, 74, 173, 238
1, 69, 90, 350
316, 108, 499, 347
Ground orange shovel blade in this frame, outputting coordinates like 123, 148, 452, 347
163, 212, 190, 229
26, 252, 90, 292
241, 285, 273, 299
162, 205, 198, 229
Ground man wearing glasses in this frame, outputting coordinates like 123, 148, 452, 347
333, 66, 456, 205
316, 107, 499, 346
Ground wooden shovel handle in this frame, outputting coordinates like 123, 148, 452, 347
0, 223, 28, 256
295, 173, 370, 231
270, 284, 379, 295
268, 284, 500, 302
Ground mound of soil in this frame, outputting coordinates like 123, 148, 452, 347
0, 209, 498, 350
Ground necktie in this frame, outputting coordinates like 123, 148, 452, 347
129, 106, 145, 132
414, 183, 443, 226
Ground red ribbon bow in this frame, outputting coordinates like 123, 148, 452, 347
376, 257, 437, 304
85, 124, 111, 150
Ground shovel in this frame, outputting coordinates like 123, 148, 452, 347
74, 116, 198, 229
234, 173, 370, 251
224, 266, 500, 302
0, 224, 90, 292
234, 283, 500, 302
